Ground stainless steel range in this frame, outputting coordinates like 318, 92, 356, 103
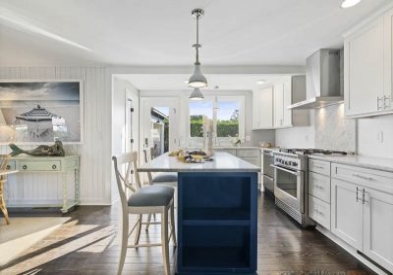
272, 148, 346, 227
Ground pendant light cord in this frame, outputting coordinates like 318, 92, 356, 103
194, 11, 201, 65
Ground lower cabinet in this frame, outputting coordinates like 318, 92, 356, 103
308, 159, 331, 230
331, 178, 363, 250
331, 163, 393, 272
177, 172, 258, 275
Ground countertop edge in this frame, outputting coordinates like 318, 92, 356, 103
308, 155, 393, 173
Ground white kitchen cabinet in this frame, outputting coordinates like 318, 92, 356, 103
308, 159, 331, 229
253, 76, 307, 129
363, 188, 393, 272
344, 9, 393, 117
331, 178, 363, 250
331, 163, 393, 271
252, 91, 261, 130
260, 87, 274, 129
273, 81, 285, 128
274, 76, 308, 128
252, 87, 273, 129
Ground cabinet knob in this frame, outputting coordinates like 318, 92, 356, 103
377, 96, 383, 110
22, 165, 27, 170
384, 95, 391, 109
52, 164, 57, 170
6, 165, 10, 170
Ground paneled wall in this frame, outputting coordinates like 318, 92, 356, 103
0, 66, 113, 205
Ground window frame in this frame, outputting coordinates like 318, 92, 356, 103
187, 95, 245, 146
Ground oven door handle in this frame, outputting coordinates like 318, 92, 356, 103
271, 165, 301, 176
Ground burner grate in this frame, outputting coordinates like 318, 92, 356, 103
279, 148, 347, 155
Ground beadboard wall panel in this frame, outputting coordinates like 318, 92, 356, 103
0, 66, 112, 206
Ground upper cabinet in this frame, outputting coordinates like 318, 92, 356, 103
273, 80, 287, 128
344, 8, 393, 117
253, 75, 309, 130
253, 86, 273, 129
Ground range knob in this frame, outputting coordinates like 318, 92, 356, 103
292, 162, 298, 167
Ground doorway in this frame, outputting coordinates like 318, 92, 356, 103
140, 98, 179, 158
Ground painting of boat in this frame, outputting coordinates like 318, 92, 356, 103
0, 80, 82, 144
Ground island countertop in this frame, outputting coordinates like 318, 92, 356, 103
138, 151, 260, 173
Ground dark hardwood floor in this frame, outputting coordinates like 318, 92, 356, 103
2, 193, 376, 275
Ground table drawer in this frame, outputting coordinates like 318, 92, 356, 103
308, 172, 330, 203
6, 160, 16, 171
309, 195, 331, 230
18, 160, 61, 171
309, 159, 330, 176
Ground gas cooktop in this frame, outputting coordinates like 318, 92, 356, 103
279, 148, 348, 155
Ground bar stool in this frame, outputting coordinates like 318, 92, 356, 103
0, 154, 11, 225
112, 152, 176, 275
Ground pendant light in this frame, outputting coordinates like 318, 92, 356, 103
341, 0, 362, 8
188, 8, 208, 89
189, 88, 204, 100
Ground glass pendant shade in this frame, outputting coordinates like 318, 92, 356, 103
188, 63, 208, 88
341, 0, 361, 8
189, 88, 204, 100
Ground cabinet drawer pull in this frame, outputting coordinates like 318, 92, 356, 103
314, 209, 323, 216
377, 96, 383, 110
314, 165, 324, 169
22, 165, 27, 170
384, 95, 391, 109
314, 184, 323, 190
356, 187, 359, 202
52, 164, 57, 170
362, 188, 369, 204
352, 173, 374, 181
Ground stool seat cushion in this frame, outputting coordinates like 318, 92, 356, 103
128, 185, 174, 207
153, 172, 178, 183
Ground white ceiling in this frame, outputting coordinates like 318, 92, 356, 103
0, 0, 392, 90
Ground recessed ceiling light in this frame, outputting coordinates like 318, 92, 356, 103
257, 80, 266, 85
341, 0, 362, 8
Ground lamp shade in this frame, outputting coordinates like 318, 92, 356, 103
189, 88, 204, 100
188, 64, 208, 88
341, 0, 361, 8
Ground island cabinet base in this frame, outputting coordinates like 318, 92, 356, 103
176, 172, 258, 275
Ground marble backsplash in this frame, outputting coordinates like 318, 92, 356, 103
314, 103, 356, 153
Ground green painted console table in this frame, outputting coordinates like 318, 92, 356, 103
7, 155, 80, 213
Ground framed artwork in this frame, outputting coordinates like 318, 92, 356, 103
0, 80, 83, 144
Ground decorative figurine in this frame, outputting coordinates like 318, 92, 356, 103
9, 140, 65, 157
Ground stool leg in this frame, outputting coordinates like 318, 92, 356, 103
0, 181, 10, 225
145, 213, 152, 231
134, 214, 142, 245
117, 209, 129, 275
170, 203, 177, 247
161, 208, 170, 275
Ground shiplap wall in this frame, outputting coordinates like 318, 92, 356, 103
0, 66, 113, 205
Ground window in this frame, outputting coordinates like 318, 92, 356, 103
188, 96, 245, 146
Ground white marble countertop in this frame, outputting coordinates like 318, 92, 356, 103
138, 152, 261, 173
308, 154, 393, 173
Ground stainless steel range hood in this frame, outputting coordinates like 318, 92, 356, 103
288, 49, 343, 110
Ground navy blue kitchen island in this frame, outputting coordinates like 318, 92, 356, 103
138, 152, 260, 275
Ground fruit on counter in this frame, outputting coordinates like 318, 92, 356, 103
187, 150, 207, 156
